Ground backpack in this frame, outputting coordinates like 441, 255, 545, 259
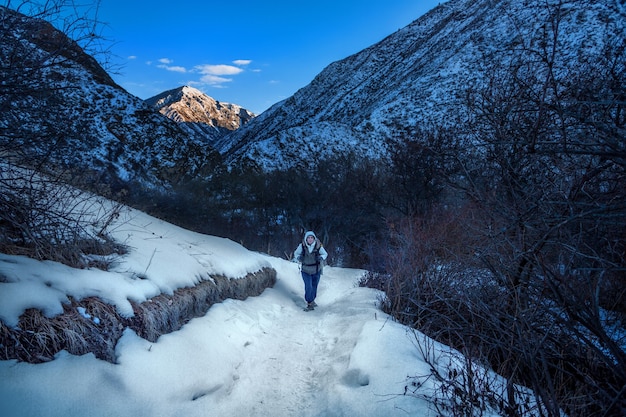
300, 240, 323, 273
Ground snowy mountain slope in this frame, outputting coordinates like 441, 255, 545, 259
215, 0, 624, 171
0, 6, 220, 192
145, 86, 255, 145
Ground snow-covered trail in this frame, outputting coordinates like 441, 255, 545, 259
205, 262, 382, 417
1, 257, 433, 417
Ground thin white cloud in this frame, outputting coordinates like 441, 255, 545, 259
154, 58, 187, 73
199, 74, 233, 85
195, 64, 244, 76
159, 65, 187, 73
233, 59, 252, 66
191, 63, 248, 87
128, 55, 137, 60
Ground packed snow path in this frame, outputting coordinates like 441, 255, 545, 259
1, 257, 435, 417
209, 263, 382, 416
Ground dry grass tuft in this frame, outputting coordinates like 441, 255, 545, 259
129, 267, 276, 342
1, 267, 277, 363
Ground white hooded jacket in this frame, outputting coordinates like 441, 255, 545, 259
294, 231, 328, 275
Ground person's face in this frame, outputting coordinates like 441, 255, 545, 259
306, 235, 315, 244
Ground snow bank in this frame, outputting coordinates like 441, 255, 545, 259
0, 204, 273, 328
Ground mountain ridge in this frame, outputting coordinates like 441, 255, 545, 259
0, 5, 221, 195
145, 86, 255, 145
215, 0, 623, 171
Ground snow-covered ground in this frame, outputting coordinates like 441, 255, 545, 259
0, 203, 490, 417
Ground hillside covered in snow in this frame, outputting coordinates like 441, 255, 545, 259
216, 0, 624, 171
0, 6, 221, 195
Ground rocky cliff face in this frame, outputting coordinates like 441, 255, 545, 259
145, 85, 256, 146
146, 85, 255, 129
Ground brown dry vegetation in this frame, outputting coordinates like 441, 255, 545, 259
0, 267, 276, 363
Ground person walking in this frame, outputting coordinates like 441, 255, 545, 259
294, 231, 328, 310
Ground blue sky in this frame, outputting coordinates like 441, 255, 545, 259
98, 1, 442, 114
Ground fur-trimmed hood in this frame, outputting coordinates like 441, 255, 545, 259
302, 231, 317, 244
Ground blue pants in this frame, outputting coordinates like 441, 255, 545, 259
301, 271, 321, 303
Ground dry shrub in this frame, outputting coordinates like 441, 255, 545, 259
361, 203, 484, 328
365, 199, 626, 416
129, 268, 276, 342
0, 163, 127, 270
1, 267, 277, 363
2, 297, 125, 363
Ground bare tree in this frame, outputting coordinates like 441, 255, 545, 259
370, 1, 626, 416
0, 1, 124, 267
449, 2, 625, 413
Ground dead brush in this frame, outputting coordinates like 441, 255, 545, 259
13, 308, 63, 362
170, 289, 195, 324
1, 267, 277, 363
130, 298, 173, 342
0, 164, 127, 270
191, 282, 220, 316
56, 320, 90, 356
61, 297, 124, 362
